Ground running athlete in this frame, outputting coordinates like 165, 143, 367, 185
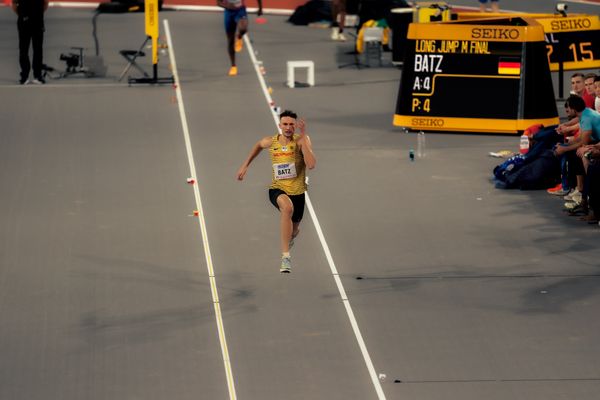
217, 0, 263, 76
236, 110, 316, 273
330, 0, 347, 41
478, 0, 499, 12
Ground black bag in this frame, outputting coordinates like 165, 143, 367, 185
505, 149, 561, 190
288, 0, 331, 25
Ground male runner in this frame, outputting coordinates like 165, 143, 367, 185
217, 0, 262, 76
236, 110, 316, 273
478, 0, 499, 12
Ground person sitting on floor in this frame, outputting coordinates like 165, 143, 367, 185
547, 101, 580, 196
554, 95, 600, 213
579, 143, 600, 224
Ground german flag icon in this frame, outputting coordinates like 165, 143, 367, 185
498, 60, 521, 75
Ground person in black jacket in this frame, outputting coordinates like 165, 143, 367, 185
12, 0, 49, 84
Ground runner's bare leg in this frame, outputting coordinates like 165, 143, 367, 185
277, 195, 294, 254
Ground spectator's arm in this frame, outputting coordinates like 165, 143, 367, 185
555, 135, 583, 155
557, 118, 579, 134
11, 0, 18, 13
563, 124, 580, 135
43, 0, 49, 11
589, 146, 600, 158
580, 130, 593, 146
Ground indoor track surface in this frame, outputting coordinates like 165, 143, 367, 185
1, 1, 600, 399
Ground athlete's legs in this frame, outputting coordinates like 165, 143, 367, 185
337, 0, 346, 34
332, 0, 346, 29
225, 10, 237, 67
226, 30, 236, 66
478, 0, 487, 12
237, 17, 248, 39
276, 194, 294, 254
491, 1, 499, 12
331, 0, 347, 40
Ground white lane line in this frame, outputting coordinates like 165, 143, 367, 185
0, 83, 127, 88
243, 35, 280, 126
243, 34, 387, 400
564, 0, 600, 5
164, 19, 238, 400
48, 2, 295, 13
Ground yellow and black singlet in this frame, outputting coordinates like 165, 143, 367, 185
269, 134, 306, 195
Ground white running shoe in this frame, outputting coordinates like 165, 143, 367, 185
564, 189, 580, 202
280, 256, 292, 273
564, 200, 582, 209
331, 27, 340, 41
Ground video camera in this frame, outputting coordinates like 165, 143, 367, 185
59, 52, 81, 72
556, 3, 568, 17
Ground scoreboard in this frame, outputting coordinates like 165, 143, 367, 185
456, 13, 600, 72
537, 15, 600, 71
394, 17, 559, 134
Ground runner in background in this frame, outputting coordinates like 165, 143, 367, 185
217, 0, 262, 76
331, 0, 347, 41
478, 0, 499, 12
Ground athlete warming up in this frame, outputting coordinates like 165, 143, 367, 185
236, 110, 316, 273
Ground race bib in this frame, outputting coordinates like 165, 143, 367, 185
227, 0, 242, 6
273, 163, 297, 180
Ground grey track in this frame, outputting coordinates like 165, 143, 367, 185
1, 2, 599, 399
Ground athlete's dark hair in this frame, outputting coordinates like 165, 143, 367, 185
565, 95, 586, 113
279, 110, 297, 120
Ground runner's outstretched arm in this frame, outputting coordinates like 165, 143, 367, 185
236, 136, 271, 180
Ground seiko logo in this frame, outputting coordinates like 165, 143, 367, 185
471, 28, 520, 40
550, 18, 592, 31
411, 118, 444, 127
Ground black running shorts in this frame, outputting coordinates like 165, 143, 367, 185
268, 189, 305, 223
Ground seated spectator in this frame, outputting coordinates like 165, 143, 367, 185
554, 95, 600, 213
583, 73, 598, 109
547, 101, 579, 195
594, 75, 600, 113
582, 144, 600, 224
570, 73, 585, 97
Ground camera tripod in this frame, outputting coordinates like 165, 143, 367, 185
58, 47, 94, 78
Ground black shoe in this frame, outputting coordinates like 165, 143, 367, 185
567, 204, 588, 216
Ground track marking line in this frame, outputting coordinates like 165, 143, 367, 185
563, 0, 600, 5
0, 83, 127, 88
164, 19, 237, 400
244, 34, 387, 400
